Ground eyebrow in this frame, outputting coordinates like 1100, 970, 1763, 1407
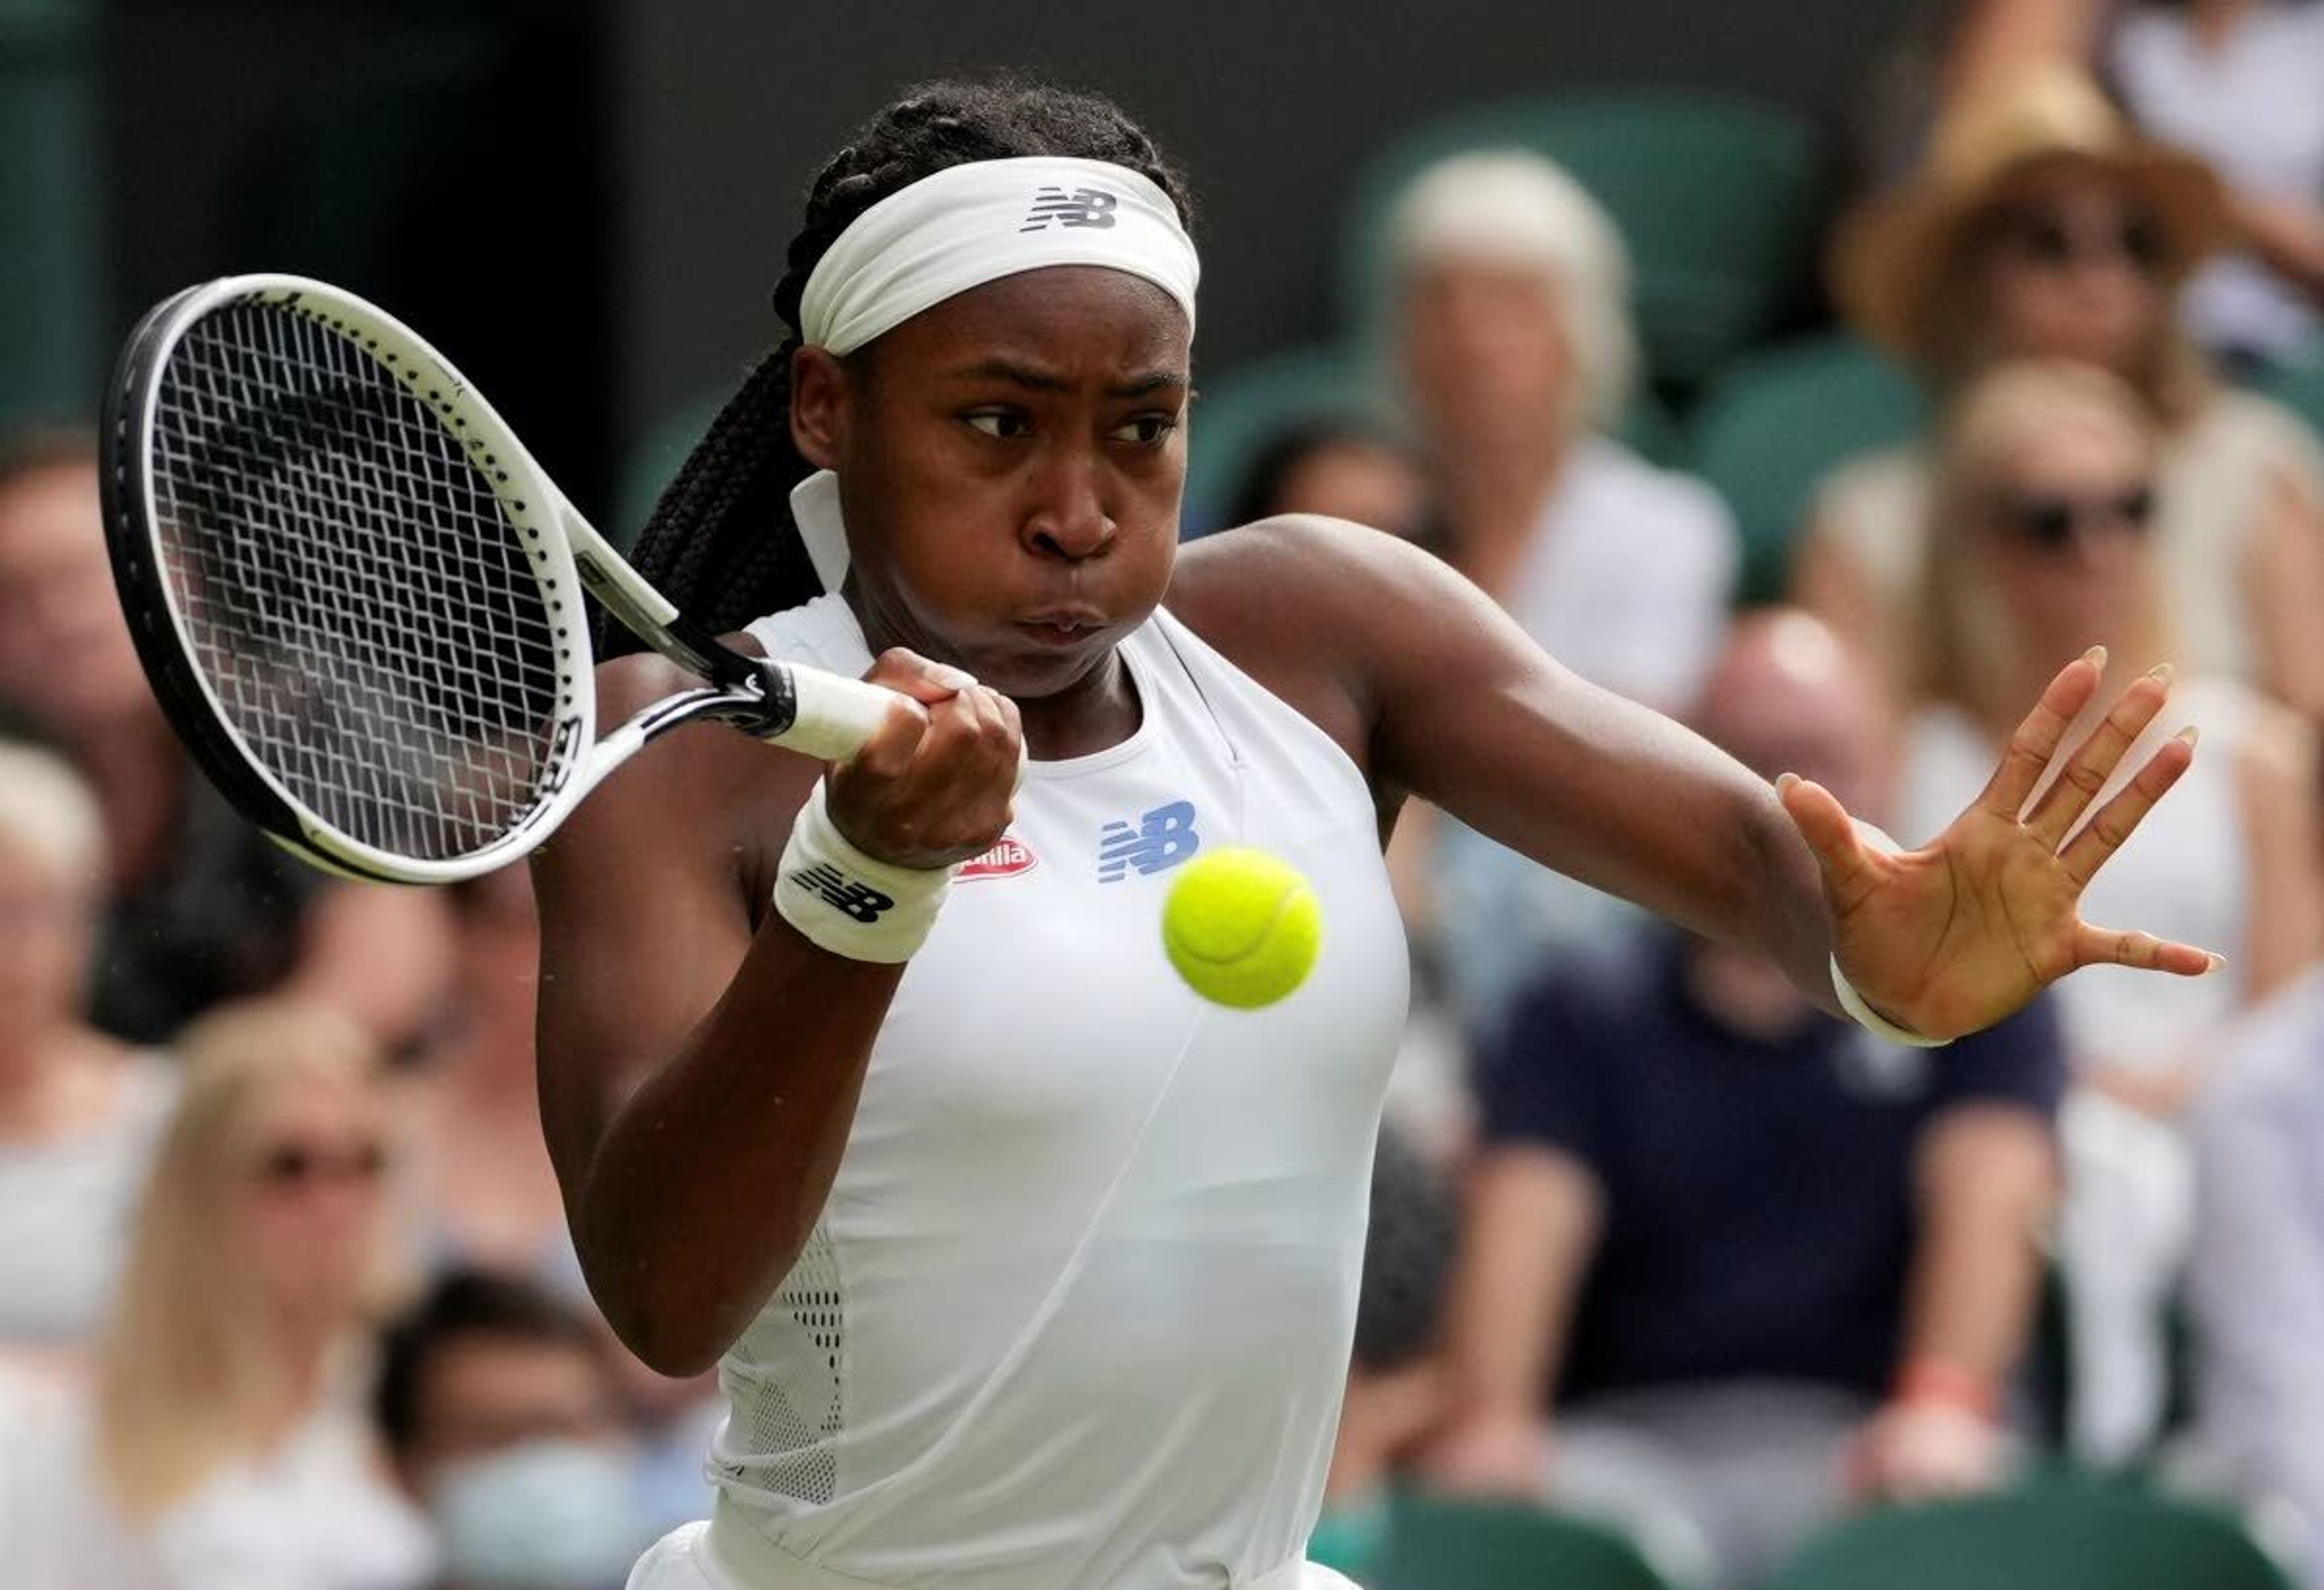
945, 358, 1190, 399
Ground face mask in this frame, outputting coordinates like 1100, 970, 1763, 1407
1308, 1490, 1392, 1579
430, 1437, 647, 1589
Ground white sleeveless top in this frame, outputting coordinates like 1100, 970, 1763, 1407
716, 591, 1410, 1589
1893, 678, 2254, 1073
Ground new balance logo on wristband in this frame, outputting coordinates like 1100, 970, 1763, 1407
790, 863, 896, 924
1020, 186, 1118, 232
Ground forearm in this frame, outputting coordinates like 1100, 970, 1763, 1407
1896, 1109, 2057, 1397
565, 921, 902, 1375
1443, 1151, 1600, 1418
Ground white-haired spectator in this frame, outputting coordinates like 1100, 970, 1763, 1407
1384, 149, 1740, 1030
0, 735, 178, 1373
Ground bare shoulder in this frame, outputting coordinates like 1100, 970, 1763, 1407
1167, 516, 1453, 774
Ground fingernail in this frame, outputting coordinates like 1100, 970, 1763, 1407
1775, 771, 1800, 792
928, 664, 977, 691
2174, 724, 2199, 748
2083, 645, 2107, 669
2145, 661, 2174, 685
2205, 953, 2228, 974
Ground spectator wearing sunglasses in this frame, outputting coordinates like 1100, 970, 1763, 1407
1891, 359, 2324, 1465
11, 999, 438, 1590
1796, 65, 2324, 724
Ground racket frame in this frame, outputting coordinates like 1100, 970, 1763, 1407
102, 274, 807, 885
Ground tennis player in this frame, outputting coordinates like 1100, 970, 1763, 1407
534, 80, 2216, 1590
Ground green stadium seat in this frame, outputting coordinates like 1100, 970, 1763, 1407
1684, 333, 1927, 603
1761, 1473, 2296, 1590
1337, 90, 1828, 394
1370, 1493, 1676, 1590
0, 0, 101, 427
1183, 341, 1385, 534
2251, 346, 2324, 442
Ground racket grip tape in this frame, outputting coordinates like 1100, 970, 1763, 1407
772, 667, 925, 762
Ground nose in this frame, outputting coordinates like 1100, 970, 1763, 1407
1020, 450, 1117, 563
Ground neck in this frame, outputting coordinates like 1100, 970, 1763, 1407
1432, 433, 1569, 594
2193, 0, 2254, 47
1011, 645, 1141, 761
1684, 942, 1816, 1042
0, 1024, 97, 1135
67, 712, 184, 884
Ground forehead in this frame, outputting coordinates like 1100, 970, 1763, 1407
875, 264, 1190, 376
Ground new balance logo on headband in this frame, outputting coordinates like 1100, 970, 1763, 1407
1020, 186, 1118, 232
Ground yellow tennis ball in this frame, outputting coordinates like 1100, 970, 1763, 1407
1161, 847, 1322, 1010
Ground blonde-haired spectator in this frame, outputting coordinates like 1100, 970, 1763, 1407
1385, 149, 1739, 1028
1799, 65, 2324, 722
1891, 357, 2324, 1462
68, 999, 436, 1590
0, 735, 177, 1371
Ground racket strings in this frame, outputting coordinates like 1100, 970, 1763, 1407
148, 301, 565, 861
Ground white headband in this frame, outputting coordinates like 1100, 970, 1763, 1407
796, 156, 1200, 356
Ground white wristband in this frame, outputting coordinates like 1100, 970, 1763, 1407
1831, 956, 1949, 1048
774, 781, 954, 963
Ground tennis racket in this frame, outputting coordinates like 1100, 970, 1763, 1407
101, 274, 913, 885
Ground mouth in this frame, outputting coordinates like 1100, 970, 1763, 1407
1014, 609, 1109, 648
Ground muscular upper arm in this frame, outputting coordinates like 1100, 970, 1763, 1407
1177, 517, 1803, 950
530, 652, 819, 1196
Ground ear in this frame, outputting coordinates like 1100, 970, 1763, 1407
790, 344, 850, 471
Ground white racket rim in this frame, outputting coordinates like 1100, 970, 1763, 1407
128, 274, 602, 884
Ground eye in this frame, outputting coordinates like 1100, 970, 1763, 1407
1110, 413, 1180, 446
965, 409, 1032, 439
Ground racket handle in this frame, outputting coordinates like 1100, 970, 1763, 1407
773, 667, 925, 761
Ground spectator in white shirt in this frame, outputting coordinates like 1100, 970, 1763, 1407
1384, 149, 1741, 1029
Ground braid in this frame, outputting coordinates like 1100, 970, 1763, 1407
612, 76, 1193, 655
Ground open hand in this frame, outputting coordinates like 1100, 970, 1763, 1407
1778, 649, 2218, 1040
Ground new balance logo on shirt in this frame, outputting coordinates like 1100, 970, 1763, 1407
1098, 800, 1200, 882
789, 863, 896, 924
1020, 186, 1118, 232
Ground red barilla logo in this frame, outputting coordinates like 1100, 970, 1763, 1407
959, 836, 1037, 882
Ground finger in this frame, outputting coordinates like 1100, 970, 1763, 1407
2024, 664, 2173, 848
862, 646, 974, 706
1973, 646, 2106, 819
2056, 726, 2196, 887
2071, 919, 2224, 978
1778, 774, 1879, 911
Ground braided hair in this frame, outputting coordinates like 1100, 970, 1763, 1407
610, 77, 1193, 655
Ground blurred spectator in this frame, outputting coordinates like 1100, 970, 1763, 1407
1856, 0, 2110, 186
0, 428, 457, 1048
1310, 1126, 1460, 1583
1384, 151, 1739, 1028
0, 737, 176, 1372
1889, 359, 2324, 1462
1421, 613, 2066, 1590
398, 868, 582, 1300
1226, 422, 1426, 540
2182, 965, 2324, 1588
1390, 149, 1736, 714
378, 1269, 651, 1590
29, 999, 437, 1590
2110, 0, 2324, 370
1799, 66, 2324, 721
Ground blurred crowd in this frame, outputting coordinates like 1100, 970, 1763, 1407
8, 4, 2324, 1589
